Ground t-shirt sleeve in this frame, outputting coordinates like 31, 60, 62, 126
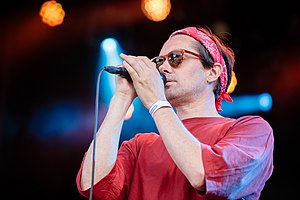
200, 116, 274, 199
76, 135, 140, 200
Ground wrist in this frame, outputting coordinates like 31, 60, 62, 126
110, 94, 133, 112
149, 100, 172, 117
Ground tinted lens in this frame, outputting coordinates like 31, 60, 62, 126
152, 56, 165, 67
168, 50, 183, 67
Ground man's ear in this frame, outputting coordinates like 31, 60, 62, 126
207, 63, 222, 83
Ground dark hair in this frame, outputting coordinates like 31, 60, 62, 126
193, 25, 235, 100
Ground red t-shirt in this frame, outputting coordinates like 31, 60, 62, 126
76, 116, 274, 200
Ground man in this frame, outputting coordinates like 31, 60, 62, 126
76, 26, 274, 199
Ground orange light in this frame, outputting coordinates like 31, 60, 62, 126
40, 0, 65, 27
227, 71, 237, 94
124, 104, 135, 120
141, 0, 171, 22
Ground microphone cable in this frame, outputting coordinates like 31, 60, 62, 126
89, 67, 104, 200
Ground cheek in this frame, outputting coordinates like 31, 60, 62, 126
185, 70, 207, 93
186, 68, 206, 85
176, 63, 207, 88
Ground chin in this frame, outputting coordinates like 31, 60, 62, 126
165, 91, 177, 102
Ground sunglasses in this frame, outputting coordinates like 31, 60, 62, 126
151, 49, 202, 68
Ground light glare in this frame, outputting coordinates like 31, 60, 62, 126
142, 0, 171, 22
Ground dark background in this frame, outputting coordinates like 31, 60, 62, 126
1, 0, 299, 199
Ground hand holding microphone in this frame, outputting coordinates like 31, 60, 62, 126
104, 54, 168, 109
103, 65, 166, 86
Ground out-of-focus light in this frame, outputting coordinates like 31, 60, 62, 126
40, 0, 65, 27
29, 101, 81, 139
101, 38, 117, 52
258, 93, 272, 111
227, 71, 237, 94
99, 37, 123, 103
141, 0, 171, 22
221, 93, 273, 117
125, 104, 135, 120
99, 37, 135, 120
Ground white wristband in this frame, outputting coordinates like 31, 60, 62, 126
149, 100, 172, 117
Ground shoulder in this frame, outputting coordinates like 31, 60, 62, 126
227, 115, 274, 141
231, 115, 272, 130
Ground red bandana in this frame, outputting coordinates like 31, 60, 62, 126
170, 27, 233, 112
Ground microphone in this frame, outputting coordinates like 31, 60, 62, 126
103, 66, 167, 85
104, 66, 130, 78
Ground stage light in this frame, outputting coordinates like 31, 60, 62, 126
99, 37, 135, 120
102, 38, 117, 52
99, 38, 122, 98
99, 38, 123, 103
141, 0, 171, 22
40, 0, 65, 27
221, 93, 273, 117
258, 93, 272, 112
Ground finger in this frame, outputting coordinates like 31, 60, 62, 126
122, 60, 140, 81
138, 56, 157, 71
121, 54, 160, 83
120, 53, 147, 74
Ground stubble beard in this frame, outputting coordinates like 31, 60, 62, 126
166, 82, 201, 107
165, 85, 187, 107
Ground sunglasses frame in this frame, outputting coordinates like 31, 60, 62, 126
151, 49, 203, 68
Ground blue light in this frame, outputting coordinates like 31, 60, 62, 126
221, 93, 273, 117
101, 38, 117, 52
98, 37, 124, 105
258, 93, 272, 111
28, 101, 81, 139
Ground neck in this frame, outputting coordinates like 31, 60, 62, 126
172, 93, 222, 120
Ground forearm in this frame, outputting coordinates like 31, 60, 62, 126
80, 94, 132, 190
153, 107, 205, 190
